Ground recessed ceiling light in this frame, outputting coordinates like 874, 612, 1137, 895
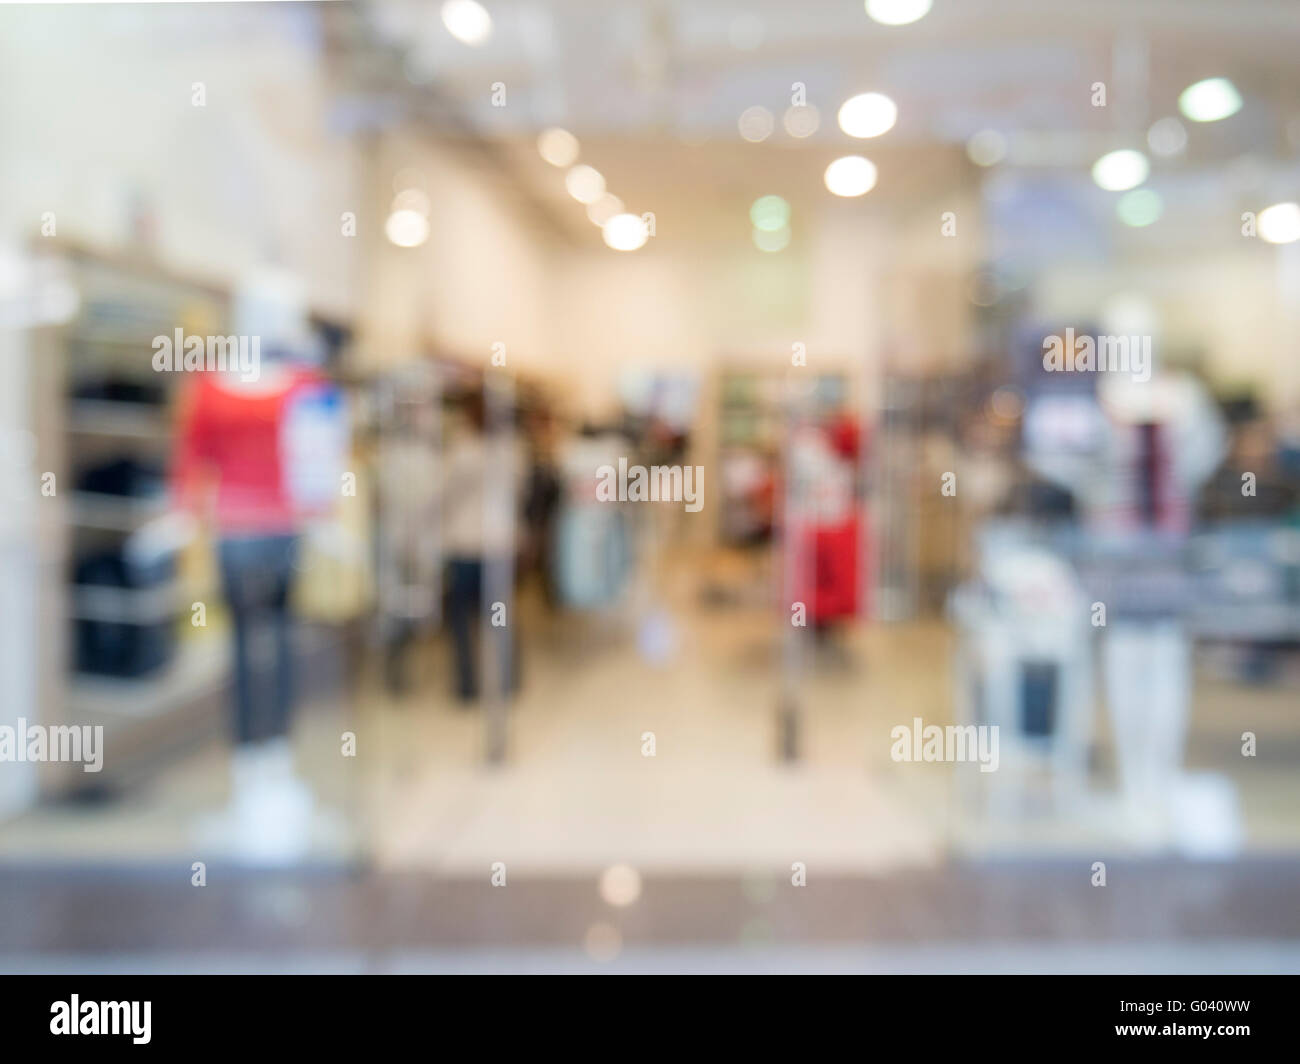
598, 864, 643, 907
385, 209, 430, 248
966, 129, 1006, 167
565, 164, 605, 204
1116, 189, 1163, 227
739, 105, 775, 142
824, 155, 878, 197
750, 195, 791, 232
783, 104, 820, 139
1259, 202, 1300, 244
865, 0, 932, 26
1091, 149, 1149, 191
1146, 117, 1187, 157
1178, 77, 1242, 123
538, 128, 579, 168
837, 93, 897, 139
440, 0, 492, 47
603, 213, 649, 251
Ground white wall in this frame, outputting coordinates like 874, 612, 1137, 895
548, 207, 910, 418
355, 132, 558, 372
0, 3, 362, 315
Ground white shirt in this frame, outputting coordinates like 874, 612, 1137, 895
441, 431, 521, 557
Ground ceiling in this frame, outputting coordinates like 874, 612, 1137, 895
338, 0, 1300, 246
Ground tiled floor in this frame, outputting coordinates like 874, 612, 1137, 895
2, 553, 1298, 892
2, 581, 1299, 872
3, 861, 1299, 972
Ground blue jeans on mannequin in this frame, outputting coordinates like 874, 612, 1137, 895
217, 535, 298, 744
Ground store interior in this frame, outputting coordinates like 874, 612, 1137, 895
2, 0, 1300, 972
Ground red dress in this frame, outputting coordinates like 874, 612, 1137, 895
786, 417, 870, 623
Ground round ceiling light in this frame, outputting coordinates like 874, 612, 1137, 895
565, 164, 606, 204
538, 127, 580, 168
824, 155, 878, 197
739, 105, 776, 142
837, 92, 897, 139
603, 213, 650, 251
1146, 117, 1187, 157
750, 195, 791, 232
385, 209, 430, 248
783, 105, 820, 139
966, 129, 1007, 167
1116, 189, 1164, 227
865, 0, 932, 26
440, 0, 492, 46
1259, 202, 1300, 244
1091, 149, 1149, 191
1178, 77, 1243, 123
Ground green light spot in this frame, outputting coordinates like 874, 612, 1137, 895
750, 195, 790, 232
1117, 189, 1163, 227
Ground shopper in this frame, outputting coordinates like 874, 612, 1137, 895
441, 389, 521, 702
376, 390, 441, 696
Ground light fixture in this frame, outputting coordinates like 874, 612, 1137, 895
1259, 202, 1300, 244
753, 225, 791, 252
1178, 77, 1242, 123
750, 195, 790, 232
783, 104, 820, 139
1147, 117, 1187, 157
1116, 189, 1163, 227
385, 209, 430, 248
1091, 149, 1149, 191
966, 129, 1006, 167
440, 0, 492, 46
865, 0, 932, 26
565, 164, 605, 204
824, 155, 878, 197
587, 193, 624, 227
598, 864, 643, 907
603, 213, 649, 251
837, 92, 897, 138
739, 105, 775, 143
538, 127, 579, 168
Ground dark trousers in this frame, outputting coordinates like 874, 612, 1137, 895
446, 558, 483, 700
218, 535, 298, 744
445, 556, 517, 701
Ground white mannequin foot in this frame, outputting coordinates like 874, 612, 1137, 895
194, 738, 314, 866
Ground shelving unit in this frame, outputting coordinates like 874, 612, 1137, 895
68, 399, 171, 440
714, 364, 851, 546
38, 244, 233, 795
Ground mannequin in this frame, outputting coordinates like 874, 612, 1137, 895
1026, 358, 1227, 841
1094, 371, 1224, 840
134, 267, 346, 862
